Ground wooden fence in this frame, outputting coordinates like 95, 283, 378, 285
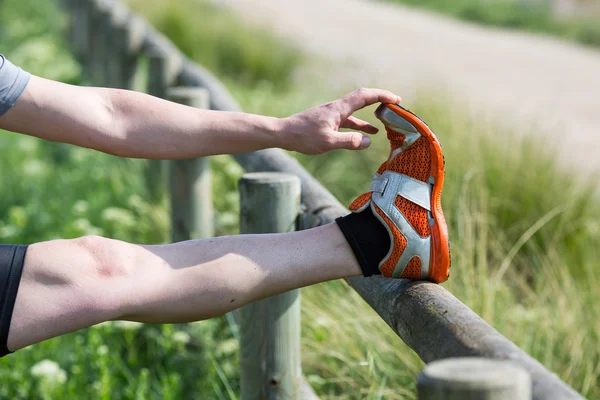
60, 0, 585, 399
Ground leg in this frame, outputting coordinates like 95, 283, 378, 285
7, 223, 361, 352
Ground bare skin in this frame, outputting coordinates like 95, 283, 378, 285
9, 225, 361, 351
0, 73, 400, 352
2, 76, 400, 156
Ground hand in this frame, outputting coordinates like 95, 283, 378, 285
278, 88, 401, 155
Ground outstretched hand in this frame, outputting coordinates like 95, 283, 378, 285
279, 88, 401, 155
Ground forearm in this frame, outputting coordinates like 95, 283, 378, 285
0, 76, 283, 159
106, 88, 282, 158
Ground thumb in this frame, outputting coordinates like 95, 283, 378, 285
335, 132, 371, 150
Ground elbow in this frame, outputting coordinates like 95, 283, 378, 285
90, 88, 132, 157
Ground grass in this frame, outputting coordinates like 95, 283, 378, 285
126, 0, 303, 92
383, 0, 600, 48
1, 0, 599, 398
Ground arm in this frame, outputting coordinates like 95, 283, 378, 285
0, 75, 401, 158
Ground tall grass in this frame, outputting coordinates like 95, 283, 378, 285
383, 0, 600, 48
0, 0, 598, 398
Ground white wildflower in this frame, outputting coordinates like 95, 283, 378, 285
172, 331, 191, 345
216, 338, 238, 356
102, 207, 135, 228
218, 212, 237, 227
315, 316, 332, 327
30, 360, 67, 384
0, 225, 20, 239
23, 160, 46, 177
96, 345, 109, 356
17, 137, 38, 153
73, 200, 89, 215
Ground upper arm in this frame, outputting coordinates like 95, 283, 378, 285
0, 54, 115, 148
0, 54, 31, 118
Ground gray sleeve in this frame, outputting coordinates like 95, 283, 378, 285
0, 54, 31, 116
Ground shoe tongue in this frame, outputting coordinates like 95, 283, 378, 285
386, 127, 406, 144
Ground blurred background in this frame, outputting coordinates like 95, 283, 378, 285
0, 0, 598, 398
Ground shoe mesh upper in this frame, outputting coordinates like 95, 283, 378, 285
349, 192, 372, 211
396, 196, 430, 237
387, 133, 431, 183
402, 256, 422, 279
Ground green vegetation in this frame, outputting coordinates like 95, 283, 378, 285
384, 0, 600, 48
1, 0, 598, 398
127, 0, 302, 91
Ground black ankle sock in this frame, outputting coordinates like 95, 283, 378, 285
336, 208, 391, 277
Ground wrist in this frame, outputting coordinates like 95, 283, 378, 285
266, 116, 289, 151
270, 116, 298, 151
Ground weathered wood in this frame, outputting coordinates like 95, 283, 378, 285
65, 0, 92, 61
105, 3, 143, 89
88, 0, 113, 86
97, 0, 119, 88
417, 357, 531, 400
239, 173, 303, 400
143, 42, 183, 202
167, 87, 213, 241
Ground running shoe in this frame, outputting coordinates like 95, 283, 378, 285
348, 103, 450, 283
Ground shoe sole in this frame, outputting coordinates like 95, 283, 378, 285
377, 103, 451, 283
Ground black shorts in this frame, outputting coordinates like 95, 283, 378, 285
0, 245, 27, 358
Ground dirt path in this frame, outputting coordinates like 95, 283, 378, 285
223, 0, 600, 175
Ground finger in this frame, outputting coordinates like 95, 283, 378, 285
338, 88, 402, 117
341, 116, 379, 134
331, 131, 371, 151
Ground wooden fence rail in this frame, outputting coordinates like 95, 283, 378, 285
60, 0, 585, 399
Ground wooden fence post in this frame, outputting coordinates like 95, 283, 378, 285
65, 0, 91, 61
144, 44, 182, 202
109, 6, 145, 90
418, 357, 531, 400
89, 0, 113, 86
99, 0, 122, 88
167, 87, 214, 242
239, 173, 303, 400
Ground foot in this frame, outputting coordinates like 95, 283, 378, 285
347, 103, 450, 282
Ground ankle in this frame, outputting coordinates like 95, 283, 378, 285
335, 209, 390, 277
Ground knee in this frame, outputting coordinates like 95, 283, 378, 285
73, 235, 135, 279
69, 235, 136, 316
19, 235, 138, 327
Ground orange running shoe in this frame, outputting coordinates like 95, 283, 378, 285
348, 103, 450, 283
